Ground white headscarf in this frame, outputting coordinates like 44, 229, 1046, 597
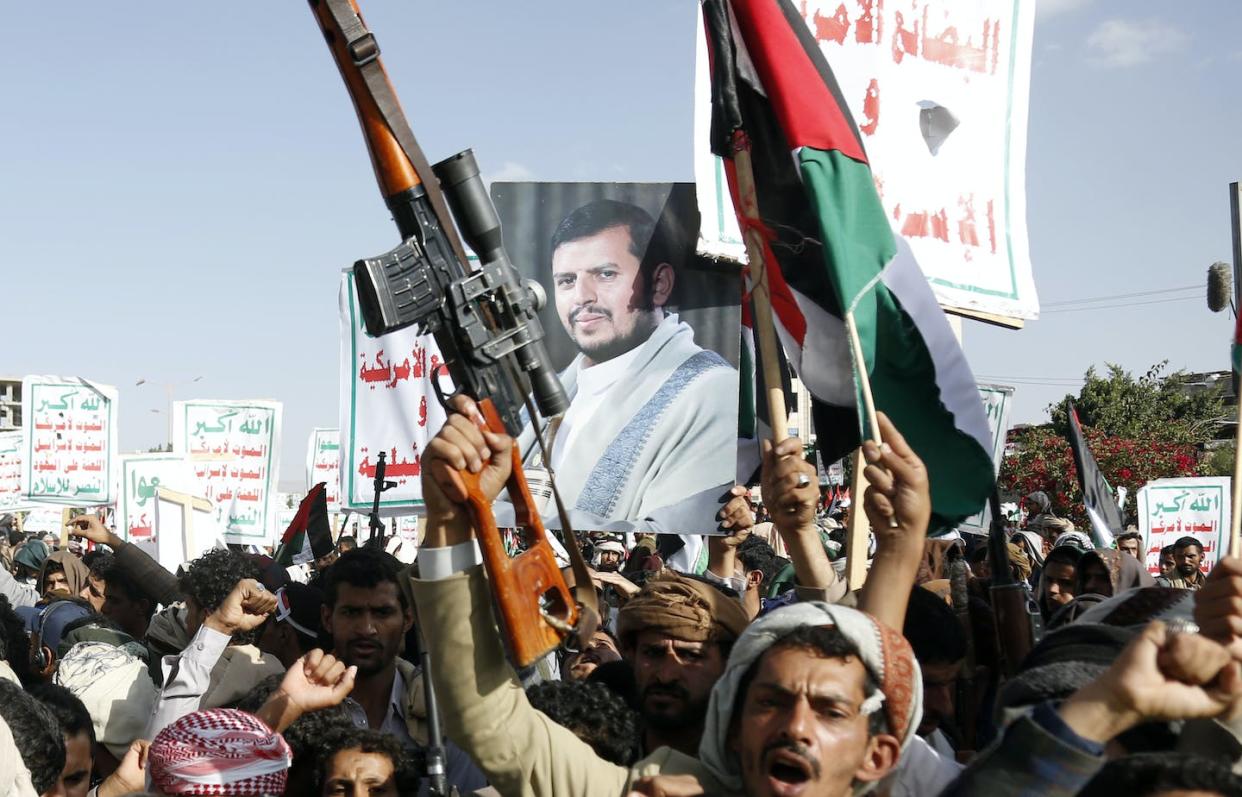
55, 641, 157, 758
699, 601, 923, 796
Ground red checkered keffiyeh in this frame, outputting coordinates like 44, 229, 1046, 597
149, 709, 292, 795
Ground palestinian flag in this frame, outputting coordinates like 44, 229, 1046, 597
1066, 402, 1121, 548
702, 0, 994, 527
276, 483, 334, 567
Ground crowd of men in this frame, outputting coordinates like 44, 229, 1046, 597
0, 402, 1240, 797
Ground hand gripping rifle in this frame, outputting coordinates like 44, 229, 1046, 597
308, 0, 599, 667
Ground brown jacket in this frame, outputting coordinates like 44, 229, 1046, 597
410, 565, 730, 797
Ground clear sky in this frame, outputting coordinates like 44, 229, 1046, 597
4, 1, 1240, 488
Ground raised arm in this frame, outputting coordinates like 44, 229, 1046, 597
760, 438, 846, 603
855, 412, 931, 632
413, 397, 631, 796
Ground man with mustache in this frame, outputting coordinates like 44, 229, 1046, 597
616, 570, 751, 757
320, 548, 487, 794
514, 198, 738, 530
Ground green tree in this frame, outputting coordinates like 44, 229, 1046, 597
1047, 361, 1227, 445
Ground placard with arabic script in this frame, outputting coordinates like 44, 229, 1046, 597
117, 453, 195, 559
306, 428, 342, 513
338, 273, 448, 514
173, 400, 282, 545
1136, 477, 1230, 577
0, 432, 23, 513
21, 376, 118, 505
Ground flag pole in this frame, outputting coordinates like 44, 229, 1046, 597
731, 133, 789, 442
844, 311, 882, 444
1232, 399, 1242, 558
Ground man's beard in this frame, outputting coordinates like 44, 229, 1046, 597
1178, 562, 1198, 577
640, 683, 709, 731
567, 305, 659, 363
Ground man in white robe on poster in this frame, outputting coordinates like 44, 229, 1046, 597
511, 199, 738, 534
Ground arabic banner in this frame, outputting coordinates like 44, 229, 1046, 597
489, 182, 742, 533
339, 273, 448, 514
306, 428, 342, 513
1136, 477, 1230, 576
173, 400, 282, 545
117, 453, 195, 559
959, 383, 1015, 533
693, 0, 1038, 321
21, 376, 119, 505
0, 431, 23, 513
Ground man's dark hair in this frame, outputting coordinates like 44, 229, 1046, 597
30, 682, 95, 744
903, 586, 967, 666
336, 535, 357, 552
1160, 544, 1177, 557
737, 536, 784, 590
1173, 536, 1203, 554
734, 624, 886, 737
82, 550, 111, 574
0, 594, 31, 685
97, 557, 155, 620
0, 679, 65, 794
315, 726, 421, 795
1116, 532, 1142, 544
322, 548, 407, 609
6, 529, 22, 547
527, 680, 640, 766
179, 549, 261, 643
551, 199, 679, 307
1045, 546, 1083, 568
180, 548, 261, 612
1078, 752, 1242, 797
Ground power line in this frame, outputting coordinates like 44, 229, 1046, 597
1042, 284, 1199, 308
1042, 295, 1199, 314
977, 374, 1082, 382
973, 374, 1083, 384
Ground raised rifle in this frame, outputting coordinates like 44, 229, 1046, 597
987, 492, 1042, 678
366, 450, 397, 549
308, 0, 598, 667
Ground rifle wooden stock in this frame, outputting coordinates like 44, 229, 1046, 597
990, 582, 1032, 678
308, 0, 419, 198
453, 400, 579, 666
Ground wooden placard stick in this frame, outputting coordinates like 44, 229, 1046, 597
845, 449, 870, 591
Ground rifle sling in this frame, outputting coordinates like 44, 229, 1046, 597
547, 466, 600, 646
320, 0, 470, 269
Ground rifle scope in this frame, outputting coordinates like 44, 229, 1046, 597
433, 149, 569, 421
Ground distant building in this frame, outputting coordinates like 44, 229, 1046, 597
1179, 370, 1235, 443
0, 378, 19, 431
